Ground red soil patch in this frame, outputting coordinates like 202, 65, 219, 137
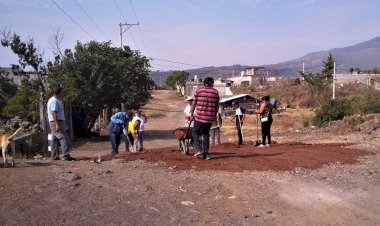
78, 142, 370, 172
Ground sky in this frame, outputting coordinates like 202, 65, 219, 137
1, 0, 380, 71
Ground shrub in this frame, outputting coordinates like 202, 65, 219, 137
303, 118, 311, 127
348, 116, 365, 129
312, 98, 351, 127
3, 80, 39, 123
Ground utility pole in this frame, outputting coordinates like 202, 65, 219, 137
332, 61, 336, 100
302, 61, 305, 73
119, 22, 139, 49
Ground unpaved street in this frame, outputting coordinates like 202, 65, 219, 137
1, 90, 380, 226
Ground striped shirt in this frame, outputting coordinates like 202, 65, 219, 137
194, 86, 220, 123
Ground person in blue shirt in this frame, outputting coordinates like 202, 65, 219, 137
47, 86, 75, 161
108, 111, 133, 156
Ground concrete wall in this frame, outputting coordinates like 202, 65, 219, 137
336, 73, 380, 86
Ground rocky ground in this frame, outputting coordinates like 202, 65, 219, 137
0, 90, 379, 226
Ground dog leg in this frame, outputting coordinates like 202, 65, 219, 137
2, 143, 9, 167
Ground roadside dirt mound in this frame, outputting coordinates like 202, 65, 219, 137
78, 142, 370, 172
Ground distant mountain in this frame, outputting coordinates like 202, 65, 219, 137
268, 36, 380, 75
150, 36, 380, 85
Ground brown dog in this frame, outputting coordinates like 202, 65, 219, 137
0, 128, 22, 167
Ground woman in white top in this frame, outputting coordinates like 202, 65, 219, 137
231, 102, 245, 146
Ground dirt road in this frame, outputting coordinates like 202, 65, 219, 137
1, 90, 380, 226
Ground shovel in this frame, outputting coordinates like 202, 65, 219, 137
255, 100, 261, 146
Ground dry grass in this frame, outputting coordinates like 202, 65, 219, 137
221, 108, 313, 137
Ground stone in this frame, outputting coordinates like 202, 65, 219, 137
360, 121, 377, 134
181, 201, 195, 206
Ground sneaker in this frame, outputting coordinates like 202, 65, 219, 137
52, 157, 60, 160
205, 154, 211, 160
265, 144, 271, 147
194, 151, 203, 157
257, 144, 265, 148
63, 156, 76, 161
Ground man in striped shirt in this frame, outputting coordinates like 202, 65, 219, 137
190, 77, 220, 160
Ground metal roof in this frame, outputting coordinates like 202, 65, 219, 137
219, 94, 253, 103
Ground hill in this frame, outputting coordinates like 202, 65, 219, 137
150, 36, 380, 85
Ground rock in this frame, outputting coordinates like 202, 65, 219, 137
146, 185, 153, 191
179, 187, 187, 192
181, 201, 195, 206
228, 195, 237, 199
359, 121, 378, 134
33, 154, 44, 160
63, 172, 81, 181
149, 206, 160, 212
105, 170, 112, 174
266, 211, 273, 214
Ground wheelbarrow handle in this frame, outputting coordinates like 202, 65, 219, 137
183, 119, 193, 139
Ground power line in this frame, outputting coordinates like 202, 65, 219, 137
150, 57, 208, 68
49, 0, 96, 40
129, 0, 148, 53
112, 0, 128, 23
72, 0, 109, 40
150, 62, 190, 70
112, 0, 139, 49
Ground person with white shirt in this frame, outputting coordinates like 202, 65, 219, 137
132, 110, 146, 150
183, 96, 194, 127
231, 102, 245, 147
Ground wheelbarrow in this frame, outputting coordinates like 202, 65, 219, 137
172, 126, 193, 155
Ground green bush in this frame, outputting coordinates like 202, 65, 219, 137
312, 98, 351, 127
348, 116, 364, 129
3, 80, 39, 123
302, 118, 311, 127
311, 89, 380, 127
362, 96, 380, 114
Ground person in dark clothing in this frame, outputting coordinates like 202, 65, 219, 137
190, 77, 220, 160
231, 102, 245, 147
255, 96, 273, 147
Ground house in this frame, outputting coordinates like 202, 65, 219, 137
184, 77, 234, 97
0, 67, 39, 86
219, 94, 260, 116
229, 67, 281, 86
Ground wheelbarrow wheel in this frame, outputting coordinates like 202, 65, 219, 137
179, 140, 189, 155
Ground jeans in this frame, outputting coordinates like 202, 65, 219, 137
49, 121, 70, 159
139, 131, 144, 148
261, 115, 273, 145
211, 127, 221, 146
192, 120, 212, 154
109, 132, 121, 155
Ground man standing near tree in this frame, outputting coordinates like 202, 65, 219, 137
190, 77, 220, 160
47, 86, 75, 161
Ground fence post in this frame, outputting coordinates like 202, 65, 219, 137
39, 92, 48, 153
68, 102, 74, 140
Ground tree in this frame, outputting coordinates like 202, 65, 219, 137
48, 41, 152, 137
1, 29, 50, 126
3, 80, 39, 122
299, 53, 335, 93
0, 69, 17, 115
1, 29, 48, 93
165, 70, 189, 95
321, 52, 335, 82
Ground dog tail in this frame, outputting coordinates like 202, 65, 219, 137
7, 128, 22, 141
